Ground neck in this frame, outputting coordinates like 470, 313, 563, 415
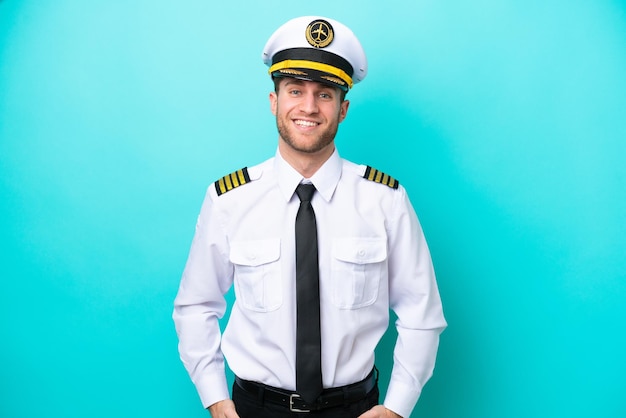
278, 140, 335, 178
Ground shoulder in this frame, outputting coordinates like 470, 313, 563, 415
210, 159, 271, 198
214, 167, 252, 196
362, 165, 400, 189
343, 160, 400, 190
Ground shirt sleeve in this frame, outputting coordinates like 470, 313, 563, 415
172, 187, 233, 408
382, 186, 447, 417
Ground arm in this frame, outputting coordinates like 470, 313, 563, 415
173, 188, 234, 408
383, 187, 447, 418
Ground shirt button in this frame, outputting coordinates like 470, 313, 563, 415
358, 249, 366, 258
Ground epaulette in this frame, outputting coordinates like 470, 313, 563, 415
363, 166, 399, 189
214, 167, 251, 196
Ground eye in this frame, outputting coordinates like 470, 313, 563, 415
319, 92, 333, 100
288, 89, 302, 96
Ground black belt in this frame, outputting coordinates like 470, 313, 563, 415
235, 368, 378, 413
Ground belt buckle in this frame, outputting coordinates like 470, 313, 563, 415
289, 394, 310, 413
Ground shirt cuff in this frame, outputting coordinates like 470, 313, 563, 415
383, 380, 421, 418
195, 370, 230, 409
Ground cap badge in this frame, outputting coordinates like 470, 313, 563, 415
305, 19, 334, 48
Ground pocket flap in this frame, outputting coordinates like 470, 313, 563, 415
230, 239, 281, 266
332, 238, 387, 264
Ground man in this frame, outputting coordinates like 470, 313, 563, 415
173, 16, 447, 418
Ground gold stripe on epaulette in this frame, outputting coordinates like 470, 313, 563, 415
363, 166, 399, 189
215, 167, 251, 196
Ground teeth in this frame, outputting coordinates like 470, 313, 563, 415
295, 120, 318, 127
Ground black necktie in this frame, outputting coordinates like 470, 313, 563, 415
294, 183, 323, 404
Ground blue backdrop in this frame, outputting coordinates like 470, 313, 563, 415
1, 1, 625, 417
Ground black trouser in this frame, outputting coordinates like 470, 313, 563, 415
232, 381, 380, 418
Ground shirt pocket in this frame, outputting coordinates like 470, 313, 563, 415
331, 238, 387, 309
230, 239, 282, 312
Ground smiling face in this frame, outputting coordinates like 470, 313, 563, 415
270, 78, 350, 162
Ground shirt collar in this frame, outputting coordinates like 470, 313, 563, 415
274, 148, 342, 203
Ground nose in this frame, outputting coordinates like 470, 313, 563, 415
299, 91, 319, 114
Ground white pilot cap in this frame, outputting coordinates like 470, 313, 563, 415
262, 16, 368, 91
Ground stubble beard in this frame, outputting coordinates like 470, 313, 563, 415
276, 115, 339, 154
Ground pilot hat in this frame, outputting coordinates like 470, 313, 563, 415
262, 16, 367, 92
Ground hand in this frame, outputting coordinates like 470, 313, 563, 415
207, 399, 240, 418
358, 405, 403, 418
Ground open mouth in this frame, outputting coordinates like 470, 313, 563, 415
294, 119, 320, 128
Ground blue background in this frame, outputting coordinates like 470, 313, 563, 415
1, 1, 625, 417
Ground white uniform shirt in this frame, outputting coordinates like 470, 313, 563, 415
173, 149, 447, 417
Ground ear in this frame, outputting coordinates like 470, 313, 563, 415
338, 99, 350, 123
269, 91, 278, 116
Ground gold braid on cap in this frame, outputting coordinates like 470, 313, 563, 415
269, 60, 353, 89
